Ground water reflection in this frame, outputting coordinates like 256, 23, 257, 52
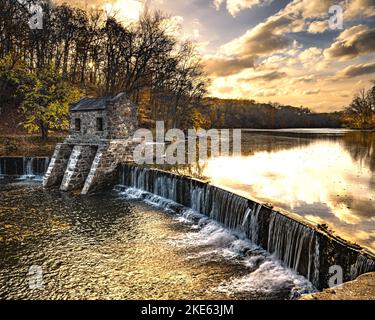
342, 131, 375, 172
165, 131, 375, 253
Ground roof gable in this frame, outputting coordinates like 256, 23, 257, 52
69, 92, 133, 112
69, 97, 111, 112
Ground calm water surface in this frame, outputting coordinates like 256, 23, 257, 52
167, 130, 375, 254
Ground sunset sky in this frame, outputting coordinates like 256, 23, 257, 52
56, 0, 375, 112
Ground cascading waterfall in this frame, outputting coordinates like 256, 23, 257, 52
267, 212, 320, 286
242, 203, 262, 244
23, 157, 34, 178
117, 164, 375, 290
242, 207, 252, 229
0, 157, 50, 179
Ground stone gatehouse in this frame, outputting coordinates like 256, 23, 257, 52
43, 93, 138, 194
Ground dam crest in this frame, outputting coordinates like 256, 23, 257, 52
115, 164, 375, 290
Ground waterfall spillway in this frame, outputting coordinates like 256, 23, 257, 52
0, 157, 50, 179
117, 164, 375, 290
267, 212, 320, 286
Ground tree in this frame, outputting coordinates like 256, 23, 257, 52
344, 86, 375, 129
19, 66, 83, 140
181, 107, 210, 130
1, 2, 208, 132
0, 54, 31, 111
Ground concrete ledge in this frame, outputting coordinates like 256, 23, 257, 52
301, 272, 375, 300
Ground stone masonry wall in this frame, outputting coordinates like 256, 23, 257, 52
43, 144, 73, 188
107, 93, 138, 139
60, 145, 98, 192
82, 139, 136, 195
68, 110, 108, 144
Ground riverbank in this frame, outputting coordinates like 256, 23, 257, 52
301, 272, 375, 300
0, 135, 64, 157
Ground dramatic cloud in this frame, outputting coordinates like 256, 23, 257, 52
285, 0, 331, 19
205, 11, 301, 77
291, 75, 316, 84
338, 61, 375, 77
303, 89, 320, 95
240, 71, 287, 82
222, 16, 296, 57
213, 0, 274, 16
325, 25, 375, 60
204, 55, 255, 76
345, 0, 375, 19
299, 47, 322, 63
307, 20, 329, 33
215, 0, 333, 74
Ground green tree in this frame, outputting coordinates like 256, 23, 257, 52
20, 66, 83, 140
0, 55, 30, 111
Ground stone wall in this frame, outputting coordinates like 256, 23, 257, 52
44, 139, 136, 194
68, 110, 108, 144
43, 144, 73, 188
60, 145, 98, 192
107, 93, 138, 139
82, 139, 136, 195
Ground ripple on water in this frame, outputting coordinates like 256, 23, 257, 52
0, 181, 315, 300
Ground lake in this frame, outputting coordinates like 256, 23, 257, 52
166, 129, 375, 254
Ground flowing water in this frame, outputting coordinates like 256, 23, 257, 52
164, 130, 375, 254
0, 179, 315, 300
0, 157, 50, 181
0, 129, 374, 299
117, 165, 375, 289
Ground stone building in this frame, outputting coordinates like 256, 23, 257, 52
43, 93, 138, 194
68, 93, 138, 143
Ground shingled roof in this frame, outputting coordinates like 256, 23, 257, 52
69, 93, 131, 112
69, 97, 112, 112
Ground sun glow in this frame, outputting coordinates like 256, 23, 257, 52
202, 140, 375, 251
103, 0, 144, 22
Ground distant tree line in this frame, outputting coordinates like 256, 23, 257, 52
190, 98, 343, 129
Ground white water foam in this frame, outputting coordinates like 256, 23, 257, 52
170, 218, 316, 298
216, 260, 316, 299
115, 185, 317, 299
16, 175, 44, 181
